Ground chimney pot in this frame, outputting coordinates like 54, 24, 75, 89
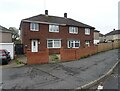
64, 13, 67, 18
45, 10, 48, 15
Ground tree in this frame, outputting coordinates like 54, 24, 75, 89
9, 27, 19, 42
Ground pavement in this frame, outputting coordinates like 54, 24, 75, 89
1, 49, 119, 89
1, 55, 27, 69
89, 63, 119, 90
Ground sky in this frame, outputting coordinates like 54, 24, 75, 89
0, 0, 119, 34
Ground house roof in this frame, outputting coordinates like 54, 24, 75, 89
99, 33, 104, 37
0, 25, 11, 33
105, 30, 120, 36
21, 14, 95, 29
94, 30, 100, 32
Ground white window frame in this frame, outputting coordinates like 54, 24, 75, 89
49, 25, 59, 32
68, 40, 80, 48
85, 28, 90, 35
47, 39, 61, 48
30, 22, 39, 31
69, 27, 78, 34
85, 40, 90, 47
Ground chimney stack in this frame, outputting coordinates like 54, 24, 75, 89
64, 13, 67, 18
45, 10, 48, 15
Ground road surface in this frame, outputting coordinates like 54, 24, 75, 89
1, 49, 119, 89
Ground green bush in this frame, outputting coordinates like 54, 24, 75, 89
16, 60, 21, 64
49, 54, 59, 63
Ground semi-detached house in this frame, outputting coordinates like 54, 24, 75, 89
20, 10, 95, 54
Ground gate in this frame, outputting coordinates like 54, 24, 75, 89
15, 44, 24, 55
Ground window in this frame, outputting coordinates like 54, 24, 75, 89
47, 39, 61, 48
85, 28, 90, 35
30, 23, 39, 31
49, 25, 59, 32
85, 40, 90, 47
69, 27, 78, 34
68, 40, 80, 48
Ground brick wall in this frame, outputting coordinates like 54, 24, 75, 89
60, 46, 98, 62
49, 48, 60, 55
21, 22, 94, 54
60, 41, 120, 62
26, 49, 49, 64
60, 48, 77, 62
26, 41, 119, 64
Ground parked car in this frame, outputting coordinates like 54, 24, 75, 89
0, 49, 11, 64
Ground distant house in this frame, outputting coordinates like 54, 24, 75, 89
0, 25, 12, 43
94, 30, 100, 44
99, 33, 105, 43
0, 25, 14, 59
105, 29, 120, 42
20, 10, 95, 54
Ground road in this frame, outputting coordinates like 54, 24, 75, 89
89, 65, 119, 90
103, 63, 119, 90
1, 49, 119, 89
89, 49, 120, 90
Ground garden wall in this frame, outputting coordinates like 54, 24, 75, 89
60, 41, 120, 62
60, 46, 97, 62
26, 41, 120, 64
26, 49, 49, 64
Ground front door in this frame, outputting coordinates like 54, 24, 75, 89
31, 40, 38, 52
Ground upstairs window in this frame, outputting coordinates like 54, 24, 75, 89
68, 40, 80, 48
69, 27, 78, 34
30, 23, 39, 31
49, 25, 59, 32
85, 28, 90, 35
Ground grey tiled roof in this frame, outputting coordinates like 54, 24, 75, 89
0, 25, 11, 33
105, 30, 120, 36
22, 14, 95, 28
99, 33, 104, 37
94, 30, 100, 32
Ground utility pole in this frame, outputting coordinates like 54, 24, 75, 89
118, 1, 120, 29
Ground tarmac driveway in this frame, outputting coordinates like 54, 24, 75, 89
1, 49, 119, 89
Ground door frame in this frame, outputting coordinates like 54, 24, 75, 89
31, 40, 38, 52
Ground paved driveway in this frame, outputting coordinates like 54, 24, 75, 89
1, 49, 119, 89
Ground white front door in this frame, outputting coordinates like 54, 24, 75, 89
31, 40, 38, 52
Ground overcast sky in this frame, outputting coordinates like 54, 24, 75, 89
0, 0, 119, 34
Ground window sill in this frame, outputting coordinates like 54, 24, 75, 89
68, 47, 80, 49
30, 30, 39, 31
85, 34, 90, 35
49, 31, 59, 33
48, 47, 61, 49
69, 33, 78, 34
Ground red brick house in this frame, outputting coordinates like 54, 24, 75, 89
20, 10, 95, 54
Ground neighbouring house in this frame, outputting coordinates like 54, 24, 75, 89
0, 25, 14, 59
105, 29, 120, 42
20, 10, 95, 54
0, 25, 12, 43
94, 30, 100, 44
99, 33, 106, 43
